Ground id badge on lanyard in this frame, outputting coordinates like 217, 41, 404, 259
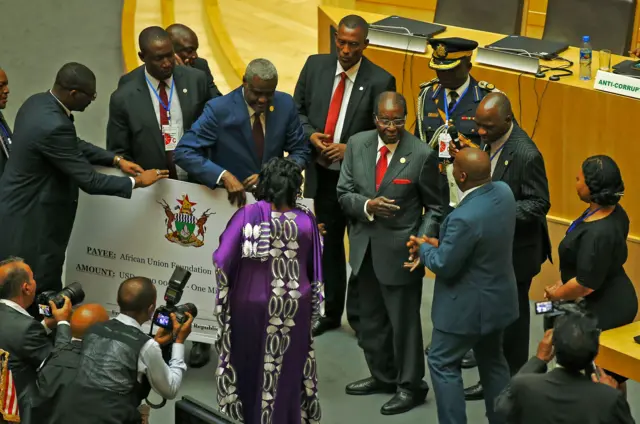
439, 87, 469, 159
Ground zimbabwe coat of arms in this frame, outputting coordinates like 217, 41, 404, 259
157, 195, 214, 248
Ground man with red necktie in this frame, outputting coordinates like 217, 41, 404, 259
337, 92, 442, 415
294, 14, 395, 337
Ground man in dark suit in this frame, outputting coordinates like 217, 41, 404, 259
166, 23, 223, 98
0, 67, 12, 178
461, 92, 552, 400
0, 257, 73, 424
412, 148, 518, 424
495, 314, 635, 424
35, 304, 110, 423
417, 38, 497, 369
175, 58, 310, 207
294, 14, 396, 337
108, 26, 214, 182
0, 62, 167, 307
337, 92, 442, 415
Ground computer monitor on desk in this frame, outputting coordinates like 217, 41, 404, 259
476, 35, 570, 75
369, 16, 446, 53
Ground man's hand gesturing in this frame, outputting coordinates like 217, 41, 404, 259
366, 197, 400, 218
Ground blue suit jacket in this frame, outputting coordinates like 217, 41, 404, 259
420, 181, 519, 336
174, 86, 310, 187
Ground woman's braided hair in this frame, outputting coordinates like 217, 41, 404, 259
581, 155, 624, 206
255, 157, 303, 209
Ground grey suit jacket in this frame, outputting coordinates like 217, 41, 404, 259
0, 304, 72, 424
337, 129, 442, 286
420, 182, 519, 335
107, 65, 211, 173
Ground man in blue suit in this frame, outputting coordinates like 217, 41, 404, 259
174, 58, 310, 206
408, 148, 518, 424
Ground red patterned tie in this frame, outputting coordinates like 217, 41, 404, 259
252, 112, 265, 164
158, 81, 178, 180
376, 145, 389, 191
324, 72, 347, 141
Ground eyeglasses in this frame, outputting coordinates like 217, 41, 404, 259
375, 116, 406, 127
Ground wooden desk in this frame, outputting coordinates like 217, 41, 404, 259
596, 321, 640, 382
319, 5, 640, 236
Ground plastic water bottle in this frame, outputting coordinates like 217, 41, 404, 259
579, 36, 592, 81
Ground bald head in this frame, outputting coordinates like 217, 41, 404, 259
453, 148, 491, 191
70, 304, 110, 339
117, 277, 157, 317
475, 92, 513, 145
478, 92, 512, 119
166, 23, 197, 40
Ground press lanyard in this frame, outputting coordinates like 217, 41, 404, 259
566, 207, 602, 234
145, 76, 174, 121
444, 86, 470, 125
490, 143, 506, 161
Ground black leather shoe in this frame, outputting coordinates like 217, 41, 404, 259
312, 319, 340, 337
461, 350, 477, 369
380, 390, 428, 415
464, 382, 484, 401
345, 377, 396, 396
188, 342, 211, 368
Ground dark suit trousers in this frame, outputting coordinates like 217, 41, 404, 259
429, 329, 509, 424
357, 246, 424, 391
314, 164, 358, 327
502, 278, 532, 375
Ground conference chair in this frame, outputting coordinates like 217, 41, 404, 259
433, 0, 524, 35
175, 396, 242, 424
543, 0, 636, 55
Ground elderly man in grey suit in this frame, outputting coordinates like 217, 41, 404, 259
337, 91, 442, 415
410, 148, 518, 424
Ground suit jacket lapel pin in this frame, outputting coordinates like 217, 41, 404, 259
400, 157, 406, 164
269, 105, 274, 112
504, 160, 509, 166
359, 86, 364, 91
183, 88, 188, 93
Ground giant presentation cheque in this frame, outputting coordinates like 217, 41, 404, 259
65, 167, 312, 344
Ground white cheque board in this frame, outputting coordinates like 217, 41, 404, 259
64, 167, 312, 344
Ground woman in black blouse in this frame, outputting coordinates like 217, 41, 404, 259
544, 155, 637, 389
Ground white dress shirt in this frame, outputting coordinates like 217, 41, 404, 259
445, 76, 471, 111
114, 314, 187, 400
49, 91, 137, 189
364, 135, 398, 221
144, 69, 188, 181
325, 59, 361, 171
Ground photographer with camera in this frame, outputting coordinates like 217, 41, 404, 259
35, 304, 110, 423
495, 312, 635, 424
0, 257, 72, 424
52, 276, 194, 424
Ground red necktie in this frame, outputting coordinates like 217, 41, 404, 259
252, 112, 265, 165
158, 81, 178, 180
324, 72, 347, 141
376, 145, 389, 191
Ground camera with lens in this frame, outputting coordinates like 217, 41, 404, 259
535, 299, 587, 331
36, 282, 85, 318
152, 267, 198, 329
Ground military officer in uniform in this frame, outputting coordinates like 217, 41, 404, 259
415, 37, 497, 369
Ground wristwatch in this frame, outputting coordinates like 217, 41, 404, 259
113, 155, 123, 168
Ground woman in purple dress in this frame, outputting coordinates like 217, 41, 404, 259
213, 158, 324, 424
